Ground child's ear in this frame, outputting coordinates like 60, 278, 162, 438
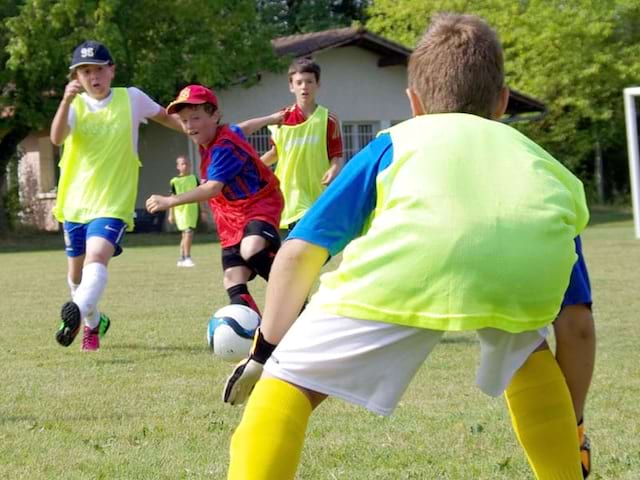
492, 86, 510, 120
406, 88, 425, 116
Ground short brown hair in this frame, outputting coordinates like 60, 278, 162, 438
288, 58, 321, 82
408, 13, 504, 118
172, 102, 217, 116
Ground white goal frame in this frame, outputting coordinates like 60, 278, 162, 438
624, 87, 640, 239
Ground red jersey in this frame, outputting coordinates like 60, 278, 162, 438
278, 104, 343, 159
199, 125, 284, 247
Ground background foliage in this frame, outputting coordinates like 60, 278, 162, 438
0, 0, 280, 230
366, 0, 640, 202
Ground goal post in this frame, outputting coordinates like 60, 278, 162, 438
624, 87, 640, 239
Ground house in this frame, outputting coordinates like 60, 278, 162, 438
17, 27, 546, 232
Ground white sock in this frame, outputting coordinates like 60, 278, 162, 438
67, 276, 80, 298
74, 263, 108, 328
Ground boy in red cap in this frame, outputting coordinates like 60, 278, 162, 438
146, 85, 284, 314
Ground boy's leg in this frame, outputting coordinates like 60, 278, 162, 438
58, 219, 124, 348
554, 305, 595, 477
239, 221, 281, 281
228, 377, 318, 480
505, 347, 582, 479
222, 254, 260, 314
554, 305, 595, 423
183, 230, 194, 259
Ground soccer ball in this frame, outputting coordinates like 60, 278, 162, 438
207, 304, 260, 362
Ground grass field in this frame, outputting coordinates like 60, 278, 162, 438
1, 209, 639, 479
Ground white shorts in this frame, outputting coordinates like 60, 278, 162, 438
264, 308, 547, 416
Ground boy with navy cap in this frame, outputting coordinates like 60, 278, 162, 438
50, 40, 182, 351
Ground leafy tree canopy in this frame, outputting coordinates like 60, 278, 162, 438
367, 0, 640, 199
258, 0, 369, 35
0, 0, 280, 229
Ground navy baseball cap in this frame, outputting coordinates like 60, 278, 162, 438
69, 40, 113, 70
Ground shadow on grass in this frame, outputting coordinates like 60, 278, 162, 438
0, 231, 221, 254
440, 335, 475, 345
107, 343, 205, 354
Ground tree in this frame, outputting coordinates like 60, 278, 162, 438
0, 0, 280, 231
367, 0, 640, 201
258, 0, 370, 35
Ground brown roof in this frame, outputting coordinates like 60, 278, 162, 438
272, 27, 546, 118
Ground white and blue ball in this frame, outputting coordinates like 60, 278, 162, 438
207, 304, 260, 362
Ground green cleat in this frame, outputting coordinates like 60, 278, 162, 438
98, 312, 111, 339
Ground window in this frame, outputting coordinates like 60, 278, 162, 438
247, 126, 272, 156
341, 122, 380, 161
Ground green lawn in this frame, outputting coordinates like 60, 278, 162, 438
1, 210, 639, 479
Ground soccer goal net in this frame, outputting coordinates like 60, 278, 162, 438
624, 87, 640, 239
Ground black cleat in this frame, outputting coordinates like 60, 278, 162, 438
56, 301, 81, 347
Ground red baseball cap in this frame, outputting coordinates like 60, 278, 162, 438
167, 85, 218, 114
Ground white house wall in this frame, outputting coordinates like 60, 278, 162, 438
136, 46, 411, 210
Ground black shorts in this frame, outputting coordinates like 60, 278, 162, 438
221, 220, 281, 271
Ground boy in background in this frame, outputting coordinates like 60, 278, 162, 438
50, 40, 182, 351
169, 155, 199, 267
146, 85, 284, 315
223, 14, 588, 479
262, 58, 343, 231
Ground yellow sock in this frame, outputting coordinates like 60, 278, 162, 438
505, 350, 582, 480
228, 377, 312, 480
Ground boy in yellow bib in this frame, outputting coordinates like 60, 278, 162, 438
50, 40, 182, 351
223, 14, 588, 480
169, 155, 199, 267
262, 58, 343, 230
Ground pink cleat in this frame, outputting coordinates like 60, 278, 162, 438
81, 325, 100, 351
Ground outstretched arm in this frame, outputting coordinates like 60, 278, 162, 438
261, 239, 328, 343
237, 110, 284, 137
150, 109, 183, 133
223, 239, 328, 405
146, 180, 223, 213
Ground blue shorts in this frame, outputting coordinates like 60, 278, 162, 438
562, 236, 592, 307
63, 218, 127, 258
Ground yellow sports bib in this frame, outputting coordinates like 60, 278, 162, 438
270, 106, 328, 227
311, 114, 589, 333
53, 88, 140, 230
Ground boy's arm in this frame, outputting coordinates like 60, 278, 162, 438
237, 110, 284, 137
321, 155, 345, 185
150, 109, 184, 133
261, 239, 328, 343
223, 239, 328, 405
261, 146, 278, 166
50, 80, 84, 145
146, 180, 223, 213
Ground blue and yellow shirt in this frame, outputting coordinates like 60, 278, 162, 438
290, 114, 589, 333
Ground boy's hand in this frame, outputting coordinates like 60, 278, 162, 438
63, 80, 84, 104
167, 213, 174, 224
223, 328, 277, 405
321, 164, 340, 185
145, 195, 171, 213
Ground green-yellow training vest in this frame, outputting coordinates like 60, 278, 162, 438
310, 114, 589, 333
270, 105, 328, 227
53, 88, 141, 230
170, 174, 199, 231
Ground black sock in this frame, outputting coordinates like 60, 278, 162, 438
226, 284, 260, 315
